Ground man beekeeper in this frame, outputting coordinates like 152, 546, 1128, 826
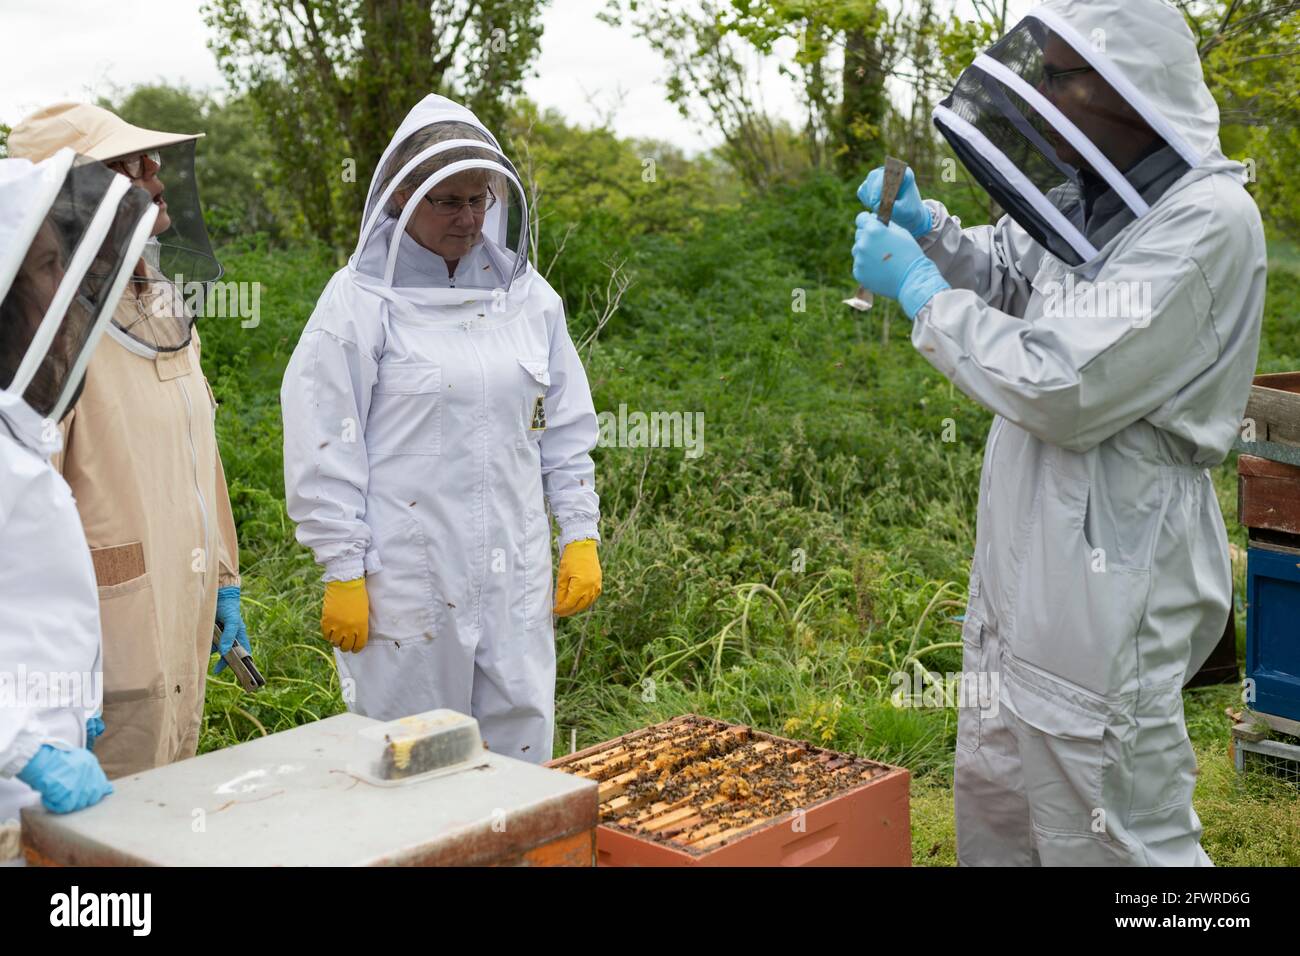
851, 0, 1265, 865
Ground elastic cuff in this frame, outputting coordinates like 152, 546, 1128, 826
916, 200, 946, 248
898, 257, 951, 320
558, 520, 601, 550
218, 571, 242, 589
1, 730, 43, 779
322, 548, 383, 583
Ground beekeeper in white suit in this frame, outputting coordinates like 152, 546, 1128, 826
0, 149, 157, 859
851, 0, 1265, 865
283, 95, 602, 764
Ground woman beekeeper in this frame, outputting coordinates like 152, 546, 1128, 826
1, 149, 158, 860
282, 95, 603, 764
7, 104, 248, 780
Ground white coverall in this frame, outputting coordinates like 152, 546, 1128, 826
282, 96, 600, 764
0, 407, 102, 831
0, 150, 157, 847
916, 0, 1267, 864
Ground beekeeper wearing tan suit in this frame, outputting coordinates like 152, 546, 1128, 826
7, 103, 249, 779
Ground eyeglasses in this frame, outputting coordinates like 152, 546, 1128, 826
423, 189, 496, 217
1041, 65, 1095, 91
108, 150, 161, 180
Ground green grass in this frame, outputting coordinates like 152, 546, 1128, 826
1268, 236, 1300, 275
195, 178, 1300, 865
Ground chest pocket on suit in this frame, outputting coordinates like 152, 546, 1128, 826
369, 361, 442, 456
517, 358, 550, 447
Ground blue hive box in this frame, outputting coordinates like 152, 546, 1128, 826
1246, 545, 1300, 723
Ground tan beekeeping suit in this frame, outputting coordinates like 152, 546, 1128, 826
53, 306, 240, 778
10, 102, 241, 779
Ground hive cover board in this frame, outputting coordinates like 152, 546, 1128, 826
22, 713, 597, 866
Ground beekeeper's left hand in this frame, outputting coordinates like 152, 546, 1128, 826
212, 585, 252, 674
852, 213, 950, 319
554, 539, 602, 617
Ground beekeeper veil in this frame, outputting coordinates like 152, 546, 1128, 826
125, 136, 221, 283
933, 0, 1222, 267
352, 95, 530, 303
6, 102, 224, 354
100, 136, 222, 355
0, 149, 157, 448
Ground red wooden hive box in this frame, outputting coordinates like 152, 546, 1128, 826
1239, 454, 1300, 539
546, 714, 910, 867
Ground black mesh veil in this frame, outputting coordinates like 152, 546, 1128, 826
96, 138, 222, 353
0, 153, 156, 421
135, 139, 221, 286
934, 14, 1192, 266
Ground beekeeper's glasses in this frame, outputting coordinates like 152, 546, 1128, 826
423, 187, 496, 217
1041, 64, 1094, 92
107, 151, 161, 180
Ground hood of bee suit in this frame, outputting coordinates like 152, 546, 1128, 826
0, 150, 157, 455
350, 94, 533, 308
932, 0, 1243, 268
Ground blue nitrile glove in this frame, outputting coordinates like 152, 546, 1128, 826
852, 213, 951, 320
17, 745, 113, 814
85, 715, 104, 752
858, 165, 933, 238
212, 585, 251, 675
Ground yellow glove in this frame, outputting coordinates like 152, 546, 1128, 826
322, 577, 369, 652
553, 539, 602, 617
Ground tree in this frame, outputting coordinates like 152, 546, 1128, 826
1177, 0, 1300, 235
604, 1, 975, 190
719, 1, 896, 176
202, 0, 548, 248
101, 84, 281, 242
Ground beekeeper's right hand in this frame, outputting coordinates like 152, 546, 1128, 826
321, 577, 369, 653
857, 165, 932, 238
18, 745, 113, 814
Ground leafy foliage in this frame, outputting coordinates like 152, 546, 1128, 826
201, 0, 549, 246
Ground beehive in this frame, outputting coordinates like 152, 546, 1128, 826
1239, 455, 1300, 538
1234, 373, 1300, 730
547, 715, 910, 866
22, 713, 597, 867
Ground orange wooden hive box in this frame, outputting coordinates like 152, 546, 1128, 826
546, 715, 910, 867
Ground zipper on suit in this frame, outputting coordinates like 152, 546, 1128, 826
179, 379, 211, 590
463, 316, 486, 630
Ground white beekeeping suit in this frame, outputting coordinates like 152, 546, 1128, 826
282, 95, 600, 763
909, 0, 1266, 864
0, 149, 157, 850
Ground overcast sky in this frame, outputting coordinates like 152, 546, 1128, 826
0, 0, 1034, 151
